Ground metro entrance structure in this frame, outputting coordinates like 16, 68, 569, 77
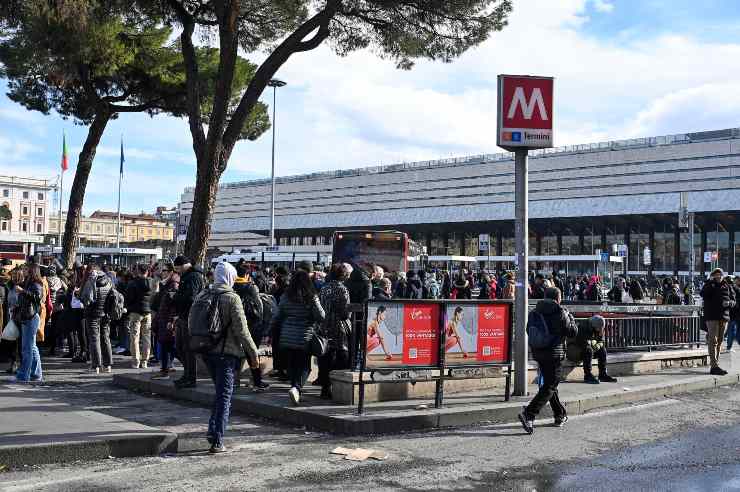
178, 127, 740, 278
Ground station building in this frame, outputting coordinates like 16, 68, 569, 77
177, 128, 740, 277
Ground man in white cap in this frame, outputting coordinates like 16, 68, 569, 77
700, 268, 735, 375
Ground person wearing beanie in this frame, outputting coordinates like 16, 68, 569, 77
700, 268, 735, 375
581, 315, 617, 384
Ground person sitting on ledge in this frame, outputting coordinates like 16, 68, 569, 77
581, 315, 617, 384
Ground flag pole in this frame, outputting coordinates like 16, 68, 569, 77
116, 134, 123, 250
57, 171, 63, 249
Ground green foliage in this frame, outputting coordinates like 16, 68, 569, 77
0, 204, 11, 221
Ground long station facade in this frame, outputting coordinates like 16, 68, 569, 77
178, 127, 740, 277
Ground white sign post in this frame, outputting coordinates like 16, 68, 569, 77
497, 75, 554, 397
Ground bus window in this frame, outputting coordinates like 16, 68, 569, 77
332, 230, 407, 274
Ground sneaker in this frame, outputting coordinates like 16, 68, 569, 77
141, 362, 148, 369
253, 381, 270, 392
599, 374, 618, 383
518, 408, 534, 435
89, 367, 100, 375
710, 366, 726, 376
209, 445, 227, 454
584, 374, 600, 384
113, 347, 126, 355
288, 387, 300, 406
311, 378, 321, 386
122, 350, 131, 356
131, 362, 140, 369
105, 366, 112, 374
151, 371, 170, 380
554, 415, 568, 427
168, 367, 177, 373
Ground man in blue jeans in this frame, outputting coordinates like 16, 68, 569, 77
197, 262, 259, 453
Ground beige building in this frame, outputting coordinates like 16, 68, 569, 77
0, 175, 53, 261
48, 210, 174, 247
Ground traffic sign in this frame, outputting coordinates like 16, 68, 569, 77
704, 251, 712, 263
600, 252, 609, 263
497, 75, 554, 150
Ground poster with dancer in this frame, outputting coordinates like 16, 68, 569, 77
442, 304, 478, 363
365, 302, 441, 367
366, 302, 404, 367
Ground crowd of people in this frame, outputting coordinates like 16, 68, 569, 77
2, 255, 739, 448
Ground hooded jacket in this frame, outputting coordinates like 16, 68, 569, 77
532, 299, 578, 360
153, 274, 179, 343
346, 267, 372, 304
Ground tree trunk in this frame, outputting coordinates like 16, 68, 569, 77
183, 155, 221, 266
61, 109, 111, 269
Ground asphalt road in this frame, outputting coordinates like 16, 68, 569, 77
2, 359, 739, 491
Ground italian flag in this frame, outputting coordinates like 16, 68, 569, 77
61, 132, 69, 171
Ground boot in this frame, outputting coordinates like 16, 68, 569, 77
599, 374, 618, 383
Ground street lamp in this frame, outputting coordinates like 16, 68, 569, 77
268, 78, 286, 247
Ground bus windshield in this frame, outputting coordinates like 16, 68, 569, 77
332, 230, 408, 274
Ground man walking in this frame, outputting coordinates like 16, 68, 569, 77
172, 256, 205, 389
700, 268, 735, 375
125, 264, 155, 369
519, 287, 579, 434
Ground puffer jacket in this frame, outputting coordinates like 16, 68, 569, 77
198, 284, 258, 362
531, 299, 578, 360
82, 272, 112, 319
701, 279, 736, 321
346, 267, 372, 304
272, 295, 325, 351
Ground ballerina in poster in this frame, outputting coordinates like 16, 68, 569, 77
367, 306, 393, 360
445, 306, 469, 357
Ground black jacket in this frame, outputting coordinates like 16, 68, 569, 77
607, 286, 625, 303
531, 283, 546, 300
125, 276, 156, 315
730, 284, 740, 321
173, 266, 205, 318
346, 268, 372, 304
532, 299, 578, 360
701, 279, 735, 321
405, 278, 425, 299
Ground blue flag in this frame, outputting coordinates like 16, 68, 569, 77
120, 138, 125, 175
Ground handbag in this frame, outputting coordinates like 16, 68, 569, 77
306, 328, 329, 357
1, 319, 20, 341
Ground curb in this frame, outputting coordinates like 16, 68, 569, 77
113, 372, 740, 436
0, 432, 178, 469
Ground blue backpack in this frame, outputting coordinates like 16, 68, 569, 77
527, 311, 560, 350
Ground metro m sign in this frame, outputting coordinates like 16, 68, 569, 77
497, 75, 554, 150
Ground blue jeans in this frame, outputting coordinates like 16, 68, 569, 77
17, 315, 42, 382
205, 354, 238, 447
727, 320, 740, 350
160, 341, 176, 371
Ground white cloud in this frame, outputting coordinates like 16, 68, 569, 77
592, 0, 615, 13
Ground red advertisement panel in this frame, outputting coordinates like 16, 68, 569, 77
402, 304, 440, 365
476, 304, 510, 363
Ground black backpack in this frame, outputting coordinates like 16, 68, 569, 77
105, 288, 126, 321
258, 293, 276, 333
188, 289, 226, 353
15, 289, 41, 322
526, 311, 560, 350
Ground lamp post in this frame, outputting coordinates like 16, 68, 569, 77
268, 78, 286, 247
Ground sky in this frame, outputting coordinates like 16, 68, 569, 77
2, 0, 740, 215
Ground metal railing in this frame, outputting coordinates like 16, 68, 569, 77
575, 314, 702, 351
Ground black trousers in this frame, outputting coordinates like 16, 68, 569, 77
318, 348, 350, 391
67, 309, 86, 357
284, 348, 311, 391
525, 355, 566, 420
271, 323, 285, 372
583, 345, 608, 378
175, 318, 197, 383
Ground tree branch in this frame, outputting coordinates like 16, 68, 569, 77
221, 0, 340, 156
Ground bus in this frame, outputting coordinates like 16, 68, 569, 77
331, 230, 424, 275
